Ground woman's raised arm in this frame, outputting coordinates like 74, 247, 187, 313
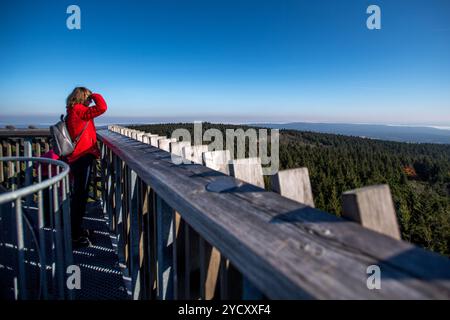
75, 93, 108, 121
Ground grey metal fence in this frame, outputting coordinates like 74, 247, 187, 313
0, 156, 73, 300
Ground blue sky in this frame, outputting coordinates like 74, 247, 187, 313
1, 0, 450, 125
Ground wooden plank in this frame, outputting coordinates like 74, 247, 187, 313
114, 156, 127, 271
129, 170, 142, 299
150, 136, 166, 147
158, 138, 177, 152
184, 223, 191, 299
170, 141, 190, 157
0, 129, 50, 138
98, 130, 450, 300
342, 184, 401, 240
200, 239, 221, 300
183, 145, 208, 164
183, 222, 201, 300
220, 259, 243, 299
35, 140, 41, 158
229, 157, 265, 188
271, 168, 315, 207
202, 150, 231, 175
0, 143, 3, 183
156, 195, 175, 299
172, 211, 182, 299
147, 188, 158, 299
6, 142, 14, 189
140, 181, 150, 299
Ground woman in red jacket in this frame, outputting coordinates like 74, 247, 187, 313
66, 87, 107, 247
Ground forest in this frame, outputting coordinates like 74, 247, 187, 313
131, 123, 450, 256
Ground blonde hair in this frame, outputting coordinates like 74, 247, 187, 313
66, 87, 92, 108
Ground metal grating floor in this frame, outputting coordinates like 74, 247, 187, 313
73, 201, 128, 300
1, 198, 129, 300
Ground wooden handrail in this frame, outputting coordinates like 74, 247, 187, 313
0, 129, 51, 138
98, 129, 450, 299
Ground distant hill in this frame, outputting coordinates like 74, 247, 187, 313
250, 122, 450, 144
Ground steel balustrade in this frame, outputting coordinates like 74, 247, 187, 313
0, 156, 73, 300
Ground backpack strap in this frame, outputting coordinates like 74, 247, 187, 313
63, 114, 89, 146
73, 120, 90, 146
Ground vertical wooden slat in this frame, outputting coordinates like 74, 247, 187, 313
172, 211, 182, 299
183, 223, 201, 300
184, 223, 191, 299
6, 142, 14, 190
114, 155, 126, 271
156, 195, 175, 299
35, 140, 41, 158
342, 184, 401, 240
0, 142, 4, 183
271, 167, 315, 207
219, 259, 229, 299
15, 140, 20, 187
129, 171, 141, 299
229, 157, 265, 188
200, 239, 221, 300
202, 150, 232, 175
151, 189, 158, 298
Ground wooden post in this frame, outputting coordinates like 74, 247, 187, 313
0, 143, 3, 183
341, 184, 401, 240
172, 211, 183, 299
183, 222, 201, 300
170, 141, 190, 157
229, 157, 265, 188
200, 239, 221, 300
158, 138, 177, 152
271, 168, 315, 207
114, 156, 127, 271
140, 182, 151, 299
129, 170, 141, 299
202, 150, 232, 175
156, 195, 175, 299
151, 136, 166, 147
6, 142, 14, 190
182, 145, 208, 164
35, 140, 41, 158
143, 134, 157, 144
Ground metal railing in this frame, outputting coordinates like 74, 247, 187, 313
0, 156, 73, 300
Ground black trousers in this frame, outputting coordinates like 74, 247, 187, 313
70, 154, 95, 239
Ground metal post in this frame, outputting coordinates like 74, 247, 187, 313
53, 166, 65, 299
61, 174, 74, 299
37, 164, 49, 299
15, 197, 27, 300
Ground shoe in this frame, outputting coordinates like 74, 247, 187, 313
72, 236, 91, 249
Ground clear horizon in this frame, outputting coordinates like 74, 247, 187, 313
1, 0, 450, 124
1, 114, 450, 130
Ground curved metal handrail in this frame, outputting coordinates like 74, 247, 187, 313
0, 156, 73, 300
0, 156, 70, 204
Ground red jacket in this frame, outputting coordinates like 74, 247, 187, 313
66, 93, 107, 163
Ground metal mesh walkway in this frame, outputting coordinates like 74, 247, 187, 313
73, 201, 128, 300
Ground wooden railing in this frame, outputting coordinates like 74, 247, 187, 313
0, 130, 52, 186
98, 126, 450, 299
1, 127, 450, 299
